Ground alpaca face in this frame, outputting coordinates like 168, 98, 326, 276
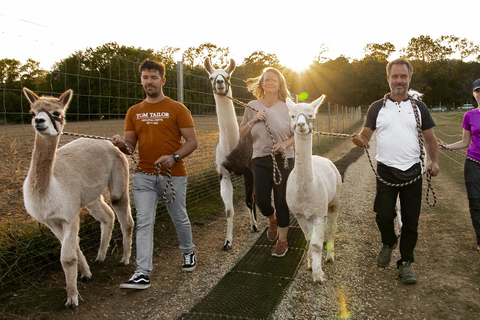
209, 70, 231, 95
23, 88, 72, 136
286, 95, 326, 135
204, 58, 236, 96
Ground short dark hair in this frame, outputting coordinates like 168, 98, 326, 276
386, 58, 413, 76
139, 59, 165, 78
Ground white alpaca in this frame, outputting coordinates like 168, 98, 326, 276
286, 96, 342, 283
22, 88, 133, 308
204, 58, 258, 250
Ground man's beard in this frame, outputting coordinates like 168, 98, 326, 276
145, 86, 160, 98
392, 84, 407, 96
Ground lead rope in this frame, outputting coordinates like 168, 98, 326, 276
439, 144, 480, 165
59, 131, 176, 203
229, 97, 289, 185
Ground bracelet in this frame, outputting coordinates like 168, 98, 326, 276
247, 122, 253, 128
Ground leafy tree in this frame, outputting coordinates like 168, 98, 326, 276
438, 35, 480, 61
401, 35, 453, 63
314, 44, 330, 64
236, 51, 281, 79
363, 42, 395, 62
0, 59, 22, 87
182, 42, 230, 69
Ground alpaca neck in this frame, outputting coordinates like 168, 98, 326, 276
26, 134, 59, 194
214, 90, 239, 149
293, 133, 314, 185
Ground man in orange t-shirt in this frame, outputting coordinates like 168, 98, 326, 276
113, 59, 198, 290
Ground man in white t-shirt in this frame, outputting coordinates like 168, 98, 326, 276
352, 58, 439, 284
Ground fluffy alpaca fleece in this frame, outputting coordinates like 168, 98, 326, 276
286, 96, 342, 283
22, 88, 133, 308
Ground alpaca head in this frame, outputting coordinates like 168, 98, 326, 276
286, 95, 326, 135
408, 89, 423, 100
204, 58, 236, 96
23, 88, 73, 136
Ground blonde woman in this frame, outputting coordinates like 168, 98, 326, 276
239, 68, 294, 257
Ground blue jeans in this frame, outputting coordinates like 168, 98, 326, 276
132, 173, 194, 276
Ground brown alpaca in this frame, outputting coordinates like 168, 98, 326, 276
22, 88, 133, 308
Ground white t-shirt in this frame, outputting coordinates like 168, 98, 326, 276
364, 97, 435, 171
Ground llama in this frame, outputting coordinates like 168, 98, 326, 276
285, 96, 342, 283
22, 88, 133, 308
204, 58, 258, 250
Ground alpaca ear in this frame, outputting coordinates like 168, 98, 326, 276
23, 87, 39, 104
204, 57, 214, 74
58, 89, 73, 108
286, 98, 295, 110
225, 59, 236, 75
312, 95, 326, 113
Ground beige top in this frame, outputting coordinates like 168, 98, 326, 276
241, 100, 294, 159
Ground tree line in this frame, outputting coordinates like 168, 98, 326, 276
1, 35, 479, 123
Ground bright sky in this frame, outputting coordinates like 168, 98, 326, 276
1, 0, 478, 72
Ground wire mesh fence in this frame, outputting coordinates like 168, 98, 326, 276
0, 56, 363, 296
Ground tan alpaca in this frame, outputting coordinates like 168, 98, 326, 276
22, 88, 133, 309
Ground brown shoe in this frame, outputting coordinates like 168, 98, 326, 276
271, 239, 288, 257
267, 218, 278, 241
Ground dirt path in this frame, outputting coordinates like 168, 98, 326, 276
2, 138, 480, 319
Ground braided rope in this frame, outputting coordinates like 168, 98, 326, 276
230, 97, 289, 185
439, 144, 480, 165
59, 131, 176, 203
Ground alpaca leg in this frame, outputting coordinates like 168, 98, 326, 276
108, 161, 133, 264
296, 217, 313, 270
243, 171, 258, 232
85, 196, 114, 263
395, 196, 402, 235
60, 222, 81, 309
110, 191, 133, 265
325, 202, 339, 262
47, 221, 87, 308
310, 218, 326, 283
76, 239, 92, 281
220, 169, 235, 250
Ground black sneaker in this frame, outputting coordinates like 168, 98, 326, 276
398, 261, 417, 284
182, 252, 196, 272
119, 272, 150, 289
377, 242, 398, 268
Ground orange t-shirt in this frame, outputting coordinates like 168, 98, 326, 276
124, 97, 194, 176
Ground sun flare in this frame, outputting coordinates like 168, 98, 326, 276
279, 51, 315, 73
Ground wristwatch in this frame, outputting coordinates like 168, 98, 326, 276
172, 153, 180, 162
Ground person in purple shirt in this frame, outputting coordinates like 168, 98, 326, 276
439, 78, 480, 251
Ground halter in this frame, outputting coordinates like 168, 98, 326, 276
212, 73, 231, 96
35, 109, 64, 133
292, 112, 316, 134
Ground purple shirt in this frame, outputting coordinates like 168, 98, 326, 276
462, 108, 480, 162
